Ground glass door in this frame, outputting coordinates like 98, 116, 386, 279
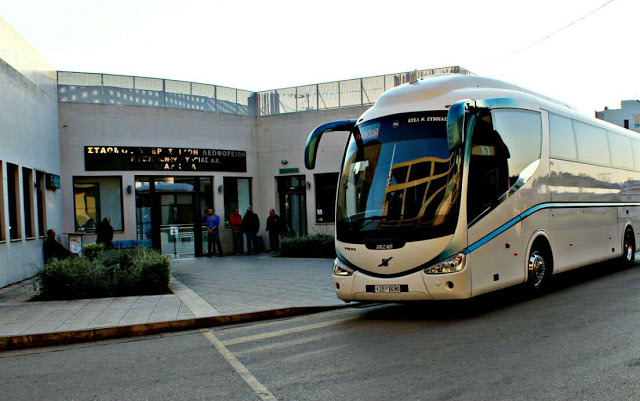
160, 193, 195, 258
278, 175, 307, 237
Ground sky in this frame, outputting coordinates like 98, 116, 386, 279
1, 0, 638, 114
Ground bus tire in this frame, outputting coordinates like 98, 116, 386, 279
622, 227, 636, 266
527, 240, 552, 292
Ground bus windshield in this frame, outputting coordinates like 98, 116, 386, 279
336, 111, 462, 243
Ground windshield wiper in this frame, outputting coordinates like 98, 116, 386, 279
347, 212, 386, 221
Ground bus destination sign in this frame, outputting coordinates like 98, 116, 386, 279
84, 146, 247, 172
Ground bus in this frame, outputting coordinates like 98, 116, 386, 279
304, 73, 640, 301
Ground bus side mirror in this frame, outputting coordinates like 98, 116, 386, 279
304, 120, 357, 170
447, 99, 473, 152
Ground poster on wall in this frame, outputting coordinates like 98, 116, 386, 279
633, 115, 640, 132
84, 146, 247, 172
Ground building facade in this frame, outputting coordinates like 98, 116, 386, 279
0, 17, 62, 287
596, 100, 640, 132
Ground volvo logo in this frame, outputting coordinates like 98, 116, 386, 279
378, 257, 393, 267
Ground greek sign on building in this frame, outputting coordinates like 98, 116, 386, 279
84, 146, 247, 172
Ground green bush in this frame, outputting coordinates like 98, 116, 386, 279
280, 234, 336, 258
35, 248, 171, 300
82, 243, 105, 261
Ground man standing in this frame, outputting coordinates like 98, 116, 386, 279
206, 209, 223, 257
242, 206, 260, 255
266, 209, 282, 254
95, 217, 114, 249
229, 207, 243, 255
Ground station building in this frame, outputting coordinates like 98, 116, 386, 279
0, 15, 473, 287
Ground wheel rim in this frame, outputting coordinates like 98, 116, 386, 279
624, 232, 634, 262
528, 251, 546, 288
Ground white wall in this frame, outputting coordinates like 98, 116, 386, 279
0, 55, 61, 287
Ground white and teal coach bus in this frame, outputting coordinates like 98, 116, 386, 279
304, 73, 640, 301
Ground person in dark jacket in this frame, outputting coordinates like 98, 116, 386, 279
266, 209, 283, 253
43, 229, 71, 263
242, 206, 260, 255
95, 217, 114, 248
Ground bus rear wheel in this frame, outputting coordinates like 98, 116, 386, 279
527, 245, 552, 291
622, 228, 636, 266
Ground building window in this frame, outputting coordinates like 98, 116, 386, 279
21, 168, 35, 238
73, 176, 124, 232
7, 163, 22, 240
314, 173, 338, 223
223, 177, 252, 225
0, 162, 5, 241
35, 171, 46, 237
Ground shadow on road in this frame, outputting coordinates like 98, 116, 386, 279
355, 259, 639, 322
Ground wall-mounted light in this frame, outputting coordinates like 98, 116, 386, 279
218, 185, 223, 193
127, 185, 132, 194
281, 159, 288, 165
306, 181, 311, 189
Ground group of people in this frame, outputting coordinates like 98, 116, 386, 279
207, 207, 282, 256
44, 208, 283, 261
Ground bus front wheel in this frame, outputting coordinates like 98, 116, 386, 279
527, 243, 552, 291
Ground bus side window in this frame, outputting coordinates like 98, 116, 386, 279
467, 109, 542, 224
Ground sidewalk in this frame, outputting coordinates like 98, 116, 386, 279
0, 255, 341, 339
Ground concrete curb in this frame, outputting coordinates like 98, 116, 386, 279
0, 304, 349, 352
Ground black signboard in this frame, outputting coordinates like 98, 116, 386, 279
84, 146, 247, 172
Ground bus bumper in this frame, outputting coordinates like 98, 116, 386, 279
332, 268, 472, 301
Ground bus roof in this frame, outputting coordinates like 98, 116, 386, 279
359, 74, 576, 123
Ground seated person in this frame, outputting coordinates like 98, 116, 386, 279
43, 229, 71, 263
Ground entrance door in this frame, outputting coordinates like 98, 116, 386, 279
277, 176, 307, 237
159, 193, 196, 257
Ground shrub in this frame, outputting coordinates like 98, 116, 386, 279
35, 248, 171, 300
35, 257, 109, 300
82, 243, 105, 261
280, 234, 336, 258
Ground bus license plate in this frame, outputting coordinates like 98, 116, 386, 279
374, 285, 401, 293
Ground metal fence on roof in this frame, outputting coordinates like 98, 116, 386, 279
57, 71, 254, 116
57, 66, 473, 117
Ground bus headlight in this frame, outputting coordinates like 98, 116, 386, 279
333, 258, 354, 276
423, 253, 466, 274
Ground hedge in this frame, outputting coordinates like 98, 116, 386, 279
34, 247, 171, 300
279, 234, 336, 258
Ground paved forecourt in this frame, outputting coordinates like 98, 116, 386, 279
171, 254, 342, 316
0, 255, 341, 339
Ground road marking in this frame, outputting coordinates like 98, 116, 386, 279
201, 328, 277, 401
234, 324, 369, 356
215, 307, 355, 335
223, 316, 361, 346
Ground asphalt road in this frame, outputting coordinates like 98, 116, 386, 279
2, 260, 640, 400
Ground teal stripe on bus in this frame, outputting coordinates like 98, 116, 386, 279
464, 202, 640, 255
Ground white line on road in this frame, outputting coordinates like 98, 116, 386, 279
201, 328, 277, 401
223, 316, 361, 346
